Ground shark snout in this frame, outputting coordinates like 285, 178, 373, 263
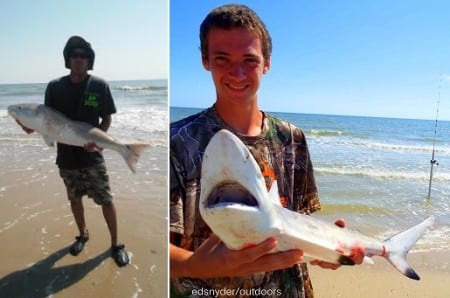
7, 106, 20, 120
8, 105, 28, 121
7, 103, 39, 120
7, 106, 15, 115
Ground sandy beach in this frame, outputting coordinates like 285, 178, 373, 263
0, 148, 167, 297
309, 250, 450, 298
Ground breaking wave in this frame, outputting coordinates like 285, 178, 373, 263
309, 129, 345, 136
315, 166, 450, 182
115, 85, 167, 91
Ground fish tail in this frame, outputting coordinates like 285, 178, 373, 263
121, 143, 150, 173
383, 216, 434, 280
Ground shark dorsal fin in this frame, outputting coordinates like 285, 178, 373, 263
268, 180, 282, 206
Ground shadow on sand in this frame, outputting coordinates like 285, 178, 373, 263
0, 246, 110, 298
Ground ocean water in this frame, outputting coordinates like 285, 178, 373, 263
171, 106, 450, 252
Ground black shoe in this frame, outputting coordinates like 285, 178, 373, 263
111, 244, 129, 267
69, 232, 89, 256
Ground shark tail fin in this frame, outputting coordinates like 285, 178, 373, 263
121, 143, 149, 173
383, 216, 434, 280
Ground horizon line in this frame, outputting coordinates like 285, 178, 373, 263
170, 105, 450, 123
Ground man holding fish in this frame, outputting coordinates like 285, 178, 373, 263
170, 4, 363, 297
14, 36, 129, 267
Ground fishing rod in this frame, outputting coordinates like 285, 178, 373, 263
427, 78, 441, 199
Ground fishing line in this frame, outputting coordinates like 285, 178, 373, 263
426, 77, 441, 198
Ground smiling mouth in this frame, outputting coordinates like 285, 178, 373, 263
225, 83, 249, 91
206, 181, 258, 208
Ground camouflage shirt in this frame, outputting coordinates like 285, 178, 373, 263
170, 106, 321, 298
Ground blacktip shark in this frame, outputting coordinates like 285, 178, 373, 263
199, 129, 434, 280
8, 103, 149, 173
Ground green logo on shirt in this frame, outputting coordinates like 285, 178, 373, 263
84, 93, 99, 108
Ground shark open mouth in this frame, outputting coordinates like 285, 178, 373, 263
206, 181, 259, 208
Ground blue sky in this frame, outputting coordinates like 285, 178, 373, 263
170, 1, 450, 120
0, 0, 168, 84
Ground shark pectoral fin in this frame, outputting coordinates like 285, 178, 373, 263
268, 180, 282, 206
363, 256, 374, 265
42, 135, 55, 147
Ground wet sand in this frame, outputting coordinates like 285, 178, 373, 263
309, 250, 450, 297
0, 150, 167, 297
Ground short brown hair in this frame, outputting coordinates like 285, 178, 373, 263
200, 4, 272, 62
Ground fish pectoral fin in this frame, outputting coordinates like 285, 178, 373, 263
268, 180, 282, 206
363, 256, 374, 265
42, 135, 55, 147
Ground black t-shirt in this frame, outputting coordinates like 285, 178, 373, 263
44, 75, 116, 169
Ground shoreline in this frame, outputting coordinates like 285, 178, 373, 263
308, 250, 450, 297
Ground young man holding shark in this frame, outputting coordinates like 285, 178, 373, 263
16, 36, 129, 267
170, 4, 364, 297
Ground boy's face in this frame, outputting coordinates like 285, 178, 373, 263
202, 27, 270, 105
69, 48, 89, 75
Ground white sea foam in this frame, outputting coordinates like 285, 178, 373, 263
315, 166, 450, 181
310, 129, 344, 136
363, 140, 450, 155
116, 85, 167, 91
310, 136, 450, 155
113, 106, 167, 136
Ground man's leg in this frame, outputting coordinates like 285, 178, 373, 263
60, 168, 89, 256
71, 199, 88, 237
101, 201, 129, 267
69, 198, 89, 256
101, 202, 118, 246
90, 163, 129, 267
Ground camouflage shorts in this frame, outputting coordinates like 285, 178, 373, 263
59, 163, 113, 205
